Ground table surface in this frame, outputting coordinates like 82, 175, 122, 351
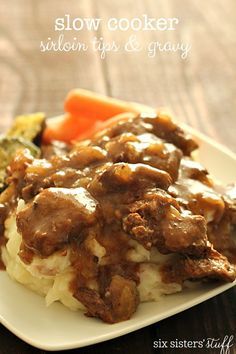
0, 1, 235, 353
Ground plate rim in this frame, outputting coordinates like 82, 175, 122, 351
0, 277, 235, 351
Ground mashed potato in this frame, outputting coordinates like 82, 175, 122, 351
1, 200, 182, 313
2, 200, 84, 310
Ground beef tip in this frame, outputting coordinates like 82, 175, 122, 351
66, 146, 107, 169
17, 187, 99, 257
7, 149, 34, 195
22, 158, 56, 200
93, 112, 198, 156
75, 287, 114, 322
160, 207, 209, 256
169, 178, 225, 224
74, 275, 139, 323
41, 141, 70, 159
169, 158, 226, 224
0, 203, 7, 267
106, 275, 139, 322
162, 249, 236, 283
223, 183, 236, 224
22, 146, 107, 200
0, 203, 8, 270
92, 116, 145, 144
70, 240, 100, 285
105, 132, 182, 182
209, 183, 236, 264
97, 163, 172, 193
98, 263, 140, 294
123, 190, 208, 256
140, 112, 198, 155
179, 158, 211, 186
0, 203, 7, 237
208, 216, 236, 264
123, 190, 178, 249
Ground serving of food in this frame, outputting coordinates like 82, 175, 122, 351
0, 89, 235, 326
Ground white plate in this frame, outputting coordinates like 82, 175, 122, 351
0, 122, 235, 351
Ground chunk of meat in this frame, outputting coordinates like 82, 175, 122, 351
104, 132, 182, 181
7, 149, 34, 195
0, 203, 7, 238
74, 275, 139, 323
179, 158, 211, 186
41, 141, 70, 159
140, 112, 198, 155
162, 249, 236, 283
0, 203, 7, 269
223, 183, 236, 224
169, 159, 225, 223
208, 216, 236, 264
92, 113, 198, 156
17, 187, 99, 257
160, 207, 209, 256
123, 190, 208, 256
67, 146, 107, 169
98, 163, 172, 193
22, 146, 107, 200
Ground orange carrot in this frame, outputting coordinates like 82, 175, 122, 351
43, 113, 96, 144
64, 89, 140, 120
43, 89, 156, 143
73, 112, 138, 141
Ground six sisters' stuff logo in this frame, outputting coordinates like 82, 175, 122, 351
39, 14, 191, 60
153, 335, 234, 353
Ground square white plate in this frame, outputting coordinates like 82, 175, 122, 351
0, 122, 235, 351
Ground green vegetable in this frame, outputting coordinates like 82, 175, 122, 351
7, 112, 45, 141
0, 137, 40, 190
0, 112, 45, 190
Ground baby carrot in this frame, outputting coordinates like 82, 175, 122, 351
43, 113, 96, 144
43, 89, 156, 143
64, 89, 140, 120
